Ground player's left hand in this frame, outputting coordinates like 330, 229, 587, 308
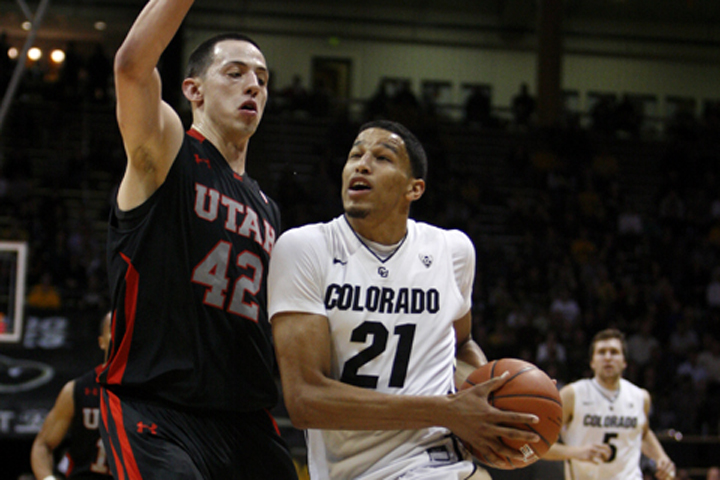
654, 457, 675, 480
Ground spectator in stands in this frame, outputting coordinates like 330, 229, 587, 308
464, 85, 492, 128
281, 74, 309, 114
669, 314, 700, 360
706, 267, 720, 309
615, 94, 642, 137
627, 317, 661, 369
26, 272, 62, 310
511, 82, 535, 129
364, 78, 390, 120
549, 287, 581, 327
536, 330, 567, 367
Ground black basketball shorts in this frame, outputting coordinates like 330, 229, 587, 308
99, 387, 298, 480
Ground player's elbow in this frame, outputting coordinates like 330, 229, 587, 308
283, 386, 327, 430
283, 392, 314, 429
113, 42, 154, 83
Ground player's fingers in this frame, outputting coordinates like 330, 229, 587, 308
482, 371, 511, 392
494, 408, 539, 426
473, 440, 528, 464
598, 444, 612, 460
492, 424, 540, 443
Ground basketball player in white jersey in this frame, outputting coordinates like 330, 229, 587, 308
543, 328, 675, 480
268, 119, 541, 479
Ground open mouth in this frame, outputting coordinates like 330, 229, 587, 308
240, 101, 257, 112
349, 179, 371, 191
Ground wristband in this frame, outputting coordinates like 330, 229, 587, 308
43, 476, 57, 480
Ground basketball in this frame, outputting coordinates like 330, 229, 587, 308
459, 358, 563, 470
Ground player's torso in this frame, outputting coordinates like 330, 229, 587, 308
313, 218, 468, 479
62, 370, 110, 478
102, 131, 280, 411
564, 378, 646, 480
322, 218, 464, 396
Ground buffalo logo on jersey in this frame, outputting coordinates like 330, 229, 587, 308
583, 414, 638, 429
325, 284, 440, 314
193, 183, 276, 255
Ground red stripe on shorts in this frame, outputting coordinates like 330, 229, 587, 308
107, 389, 143, 480
264, 409, 281, 436
107, 253, 139, 384
100, 390, 125, 480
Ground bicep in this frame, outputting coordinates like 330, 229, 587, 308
559, 385, 575, 425
35, 381, 75, 450
116, 68, 184, 208
272, 312, 333, 394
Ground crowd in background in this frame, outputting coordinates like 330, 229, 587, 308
2, 50, 720, 441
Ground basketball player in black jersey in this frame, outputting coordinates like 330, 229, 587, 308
95, 0, 297, 479
31, 312, 112, 480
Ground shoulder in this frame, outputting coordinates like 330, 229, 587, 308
622, 378, 651, 403
275, 222, 328, 251
272, 221, 335, 273
411, 221, 474, 255
559, 381, 578, 401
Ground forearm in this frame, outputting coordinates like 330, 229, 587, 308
642, 430, 671, 463
287, 376, 453, 431
542, 442, 574, 461
116, 0, 194, 76
30, 441, 55, 479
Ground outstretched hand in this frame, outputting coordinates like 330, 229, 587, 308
446, 371, 540, 464
574, 443, 612, 463
654, 457, 676, 480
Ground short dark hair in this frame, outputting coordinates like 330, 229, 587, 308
185, 33, 261, 78
589, 328, 628, 360
358, 120, 428, 180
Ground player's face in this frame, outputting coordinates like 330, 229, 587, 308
197, 40, 268, 139
590, 338, 626, 381
341, 128, 422, 219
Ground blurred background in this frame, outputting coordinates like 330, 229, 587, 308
1, 0, 719, 478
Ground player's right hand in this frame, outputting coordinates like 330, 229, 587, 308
576, 443, 612, 463
445, 371, 540, 462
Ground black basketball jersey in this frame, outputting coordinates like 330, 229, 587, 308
63, 368, 111, 478
99, 129, 281, 412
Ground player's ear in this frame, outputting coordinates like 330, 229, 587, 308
406, 178, 425, 202
182, 77, 202, 103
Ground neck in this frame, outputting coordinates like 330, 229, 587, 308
345, 212, 408, 245
191, 123, 250, 175
594, 375, 620, 391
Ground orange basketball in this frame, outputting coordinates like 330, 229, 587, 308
460, 358, 562, 470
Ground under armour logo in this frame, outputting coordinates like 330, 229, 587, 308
378, 267, 389, 278
137, 421, 158, 435
194, 154, 211, 169
419, 254, 433, 268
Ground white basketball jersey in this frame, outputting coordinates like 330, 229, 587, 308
269, 216, 475, 480
562, 378, 647, 480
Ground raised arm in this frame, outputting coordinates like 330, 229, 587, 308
31, 380, 75, 480
640, 390, 675, 480
271, 311, 539, 465
114, 0, 188, 210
